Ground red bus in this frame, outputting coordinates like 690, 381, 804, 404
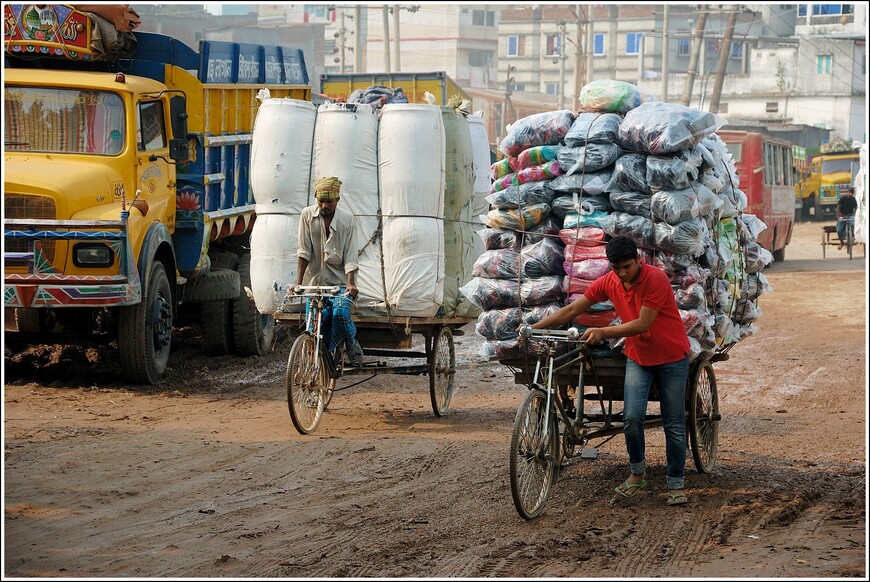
719, 130, 795, 262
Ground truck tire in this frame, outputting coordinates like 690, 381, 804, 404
183, 268, 240, 303
772, 246, 785, 262
201, 299, 234, 355
232, 253, 275, 356
209, 251, 240, 271
119, 261, 173, 385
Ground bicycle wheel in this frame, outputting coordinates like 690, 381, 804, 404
429, 326, 455, 417
510, 389, 559, 520
286, 333, 329, 435
688, 362, 720, 473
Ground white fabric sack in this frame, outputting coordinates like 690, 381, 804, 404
250, 98, 317, 214
249, 213, 299, 314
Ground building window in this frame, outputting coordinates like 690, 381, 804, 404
507, 35, 523, 57
816, 54, 833, 74
706, 38, 722, 53
766, 102, 779, 113
511, 82, 525, 93
677, 38, 690, 57
799, 4, 852, 17
468, 50, 493, 67
593, 33, 605, 56
626, 32, 643, 55
546, 33, 562, 57
731, 43, 743, 59
545, 82, 559, 95
472, 10, 495, 26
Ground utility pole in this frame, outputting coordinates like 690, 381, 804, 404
393, 5, 401, 72
681, 6, 707, 107
585, 18, 594, 87
661, 5, 669, 102
354, 4, 361, 72
709, 6, 738, 114
338, 10, 346, 73
503, 64, 516, 136
558, 21, 567, 110
382, 5, 391, 72
573, 4, 585, 111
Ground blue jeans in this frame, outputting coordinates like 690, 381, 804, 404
836, 216, 854, 242
623, 356, 689, 490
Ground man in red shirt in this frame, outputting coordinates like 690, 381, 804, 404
530, 235, 691, 506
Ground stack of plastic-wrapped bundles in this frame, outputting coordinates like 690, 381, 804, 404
459, 110, 576, 360
464, 79, 771, 362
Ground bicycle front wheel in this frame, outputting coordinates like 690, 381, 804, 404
286, 333, 329, 435
847, 224, 854, 260
509, 389, 559, 520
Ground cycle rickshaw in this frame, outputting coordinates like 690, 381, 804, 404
275, 285, 472, 435
500, 326, 726, 520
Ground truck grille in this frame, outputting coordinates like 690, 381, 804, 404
4, 194, 57, 266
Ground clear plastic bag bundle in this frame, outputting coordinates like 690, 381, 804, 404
563, 258, 611, 280
562, 275, 594, 295
646, 149, 701, 191
517, 145, 562, 169
563, 210, 608, 229
564, 111, 623, 146
618, 102, 726, 154
520, 237, 565, 278
476, 307, 522, 340
597, 211, 656, 249
498, 109, 577, 158
651, 183, 721, 225
489, 157, 515, 180
578, 79, 657, 114
653, 217, 709, 256
609, 190, 652, 216
740, 271, 771, 301
552, 193, 612, 219
743, 241, 773, 273
564, 243, 607, 262
609, 153, 650, 194
486, 180, 556, 209
477, 227, 520, 251
559, 226, 607, 246
732, 299, 762, 324
490, 160, 563, 193
740, 213, 768, 242
674, 282, 707, 311
557, 143, 622, 175
472, 248, 519, 279
520, 275, 564, 305
483, 203, 551, 230
459, 277, 518, 311
517, 216, 562, 246
549, 170, 613, 195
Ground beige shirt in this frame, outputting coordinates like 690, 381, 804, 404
297, 205, 359, 286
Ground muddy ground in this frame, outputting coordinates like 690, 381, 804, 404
3, 220, 867, 579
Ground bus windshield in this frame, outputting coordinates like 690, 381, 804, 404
4, 86, 125, 156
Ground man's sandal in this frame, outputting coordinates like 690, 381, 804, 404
614, 478, 647, 498
667, 491, 688, 506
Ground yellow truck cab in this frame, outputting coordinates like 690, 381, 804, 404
795, 150, 859, 220
4, 4, 310, 384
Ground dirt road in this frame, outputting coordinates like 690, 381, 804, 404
3, 220, 867, 578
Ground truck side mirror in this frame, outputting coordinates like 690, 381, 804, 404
169, 95, 189, 161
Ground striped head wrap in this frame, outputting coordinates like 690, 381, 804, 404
314, 176, 342, 200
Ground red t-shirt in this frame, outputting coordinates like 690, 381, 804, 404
584, 262, 690, 366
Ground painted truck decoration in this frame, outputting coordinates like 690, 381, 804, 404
3, 3, 311, 384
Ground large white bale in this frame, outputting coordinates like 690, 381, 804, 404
312, 102, 383, 311
251, 98, 317, 214
378, 104, 445, 317
249, 213, 300, 314
467, 114, 492, 273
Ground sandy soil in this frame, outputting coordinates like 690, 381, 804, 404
3, 220, 867, 579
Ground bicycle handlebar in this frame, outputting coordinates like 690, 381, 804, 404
518, 325, 583, 342
292, 285, 342, 298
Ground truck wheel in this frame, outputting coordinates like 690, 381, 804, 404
232, 253, 275, 356
183, 268, 240, 303
209, 252, 239, 271
119, 261, 173, 385
201, 299, 234, 355
772, 247, 785, 262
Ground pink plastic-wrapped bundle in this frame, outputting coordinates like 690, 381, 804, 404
563, 258, 611, 280
564, 243, 607, 263
490, 160, 564, 193
559, 226, 608, 247
562, 276, 595, 295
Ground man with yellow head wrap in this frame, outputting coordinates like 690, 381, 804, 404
295, 176, 363, 365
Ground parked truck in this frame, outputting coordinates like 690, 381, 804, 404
795, 149, 860, 220
319, 71, 469, 105
3, 4, 310, 384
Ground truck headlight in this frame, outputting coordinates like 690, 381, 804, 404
73, 244, 114, 267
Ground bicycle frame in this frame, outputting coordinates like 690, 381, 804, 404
296, 285, 343, 376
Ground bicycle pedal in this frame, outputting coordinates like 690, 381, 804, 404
580, 447, 599, 459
